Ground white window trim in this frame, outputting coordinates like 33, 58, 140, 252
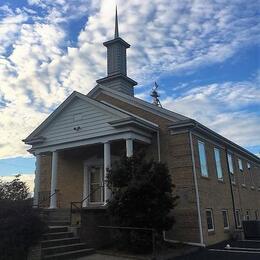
206, 209, 215, 232
245, 210, 250, 221
198, 141, 208, 177
222, 209, 229, 230
238, 158, 243, 171
236, 209, 242, 228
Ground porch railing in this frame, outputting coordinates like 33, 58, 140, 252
33, 189, 60, 208
70, 185, 104, 225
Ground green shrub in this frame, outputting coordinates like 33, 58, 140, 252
0, 199, 47, 260
107, 153, 178, 252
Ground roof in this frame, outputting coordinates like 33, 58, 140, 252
169, 119, 260, 164
87, 84, 190, 122
88, 84, 260, 164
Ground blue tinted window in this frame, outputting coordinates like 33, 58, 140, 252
214, 148, 223, 180
198, 141, 208, 177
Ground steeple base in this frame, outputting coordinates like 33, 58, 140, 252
96, 74, 137, 96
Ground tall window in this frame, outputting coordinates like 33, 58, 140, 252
206, 209, 214, 232
198, 141, 208, 177
238, 159, 245, 186
214, 148, 223, 180
228, 153, 235, 184
235, 209, 241, 228
248, 163, 254, 188
222, 210, 229, 229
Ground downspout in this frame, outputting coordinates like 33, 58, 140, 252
224, 147, 237, 229
189, 131, 204, 246
163, 128, 205, 247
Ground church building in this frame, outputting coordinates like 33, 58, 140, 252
23, 10, 260, 248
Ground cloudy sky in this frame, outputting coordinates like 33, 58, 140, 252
0, 0, 259, 188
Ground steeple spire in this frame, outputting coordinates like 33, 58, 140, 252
96, 7, 137, 96
114, 6, 119, 38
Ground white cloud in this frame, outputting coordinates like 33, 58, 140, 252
161, 80, 260, 147
0, 174, 34, 193
0, 0, 259, 158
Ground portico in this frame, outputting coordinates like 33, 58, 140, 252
31, 126, 157, 209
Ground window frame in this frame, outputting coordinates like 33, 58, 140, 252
247, 163, 255, 188
238, 158, 246, 186
245, 210, 250, 221
214, 148, 223, 180
198, 141, 209, 177
206, 209, 215, 232
235, 209, 242, 228
222, 209, 229, 230
228, 153, 235, 184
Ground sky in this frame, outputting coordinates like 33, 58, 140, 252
0, 0, 259, 190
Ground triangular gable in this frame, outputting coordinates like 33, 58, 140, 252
24, 91, 129, 143
87, 84, 190, 122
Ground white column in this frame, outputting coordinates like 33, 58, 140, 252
126, 138, 133, 157
104, 142, 111, 203
82, 165, 88, 207
33, 154, 41, 207
50, 151, 58, 209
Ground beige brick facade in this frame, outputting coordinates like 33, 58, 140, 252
37, 91, 260, 246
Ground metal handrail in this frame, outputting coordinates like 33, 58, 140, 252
70, 185, 104, 225
33, 189, 59, 208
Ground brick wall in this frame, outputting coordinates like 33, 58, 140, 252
192, 133, 260, 245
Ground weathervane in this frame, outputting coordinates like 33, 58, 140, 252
150, 82, 162, 107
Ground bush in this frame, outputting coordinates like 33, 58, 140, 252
107, 153, 178, 252
0, 199, 47, 260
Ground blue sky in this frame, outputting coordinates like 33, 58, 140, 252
0, 0, 259, 184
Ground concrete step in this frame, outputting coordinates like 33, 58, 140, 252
48, 226, 68, 233
42, 242, 88, 255
42, 237, 81, 248
42, 248, 94, 259
48, 221, 71, 226
43, 231, 73, 240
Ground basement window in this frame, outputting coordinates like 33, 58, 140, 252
222, 210, 229, 230
206, 209, 214, 232
235, 209, 242, 228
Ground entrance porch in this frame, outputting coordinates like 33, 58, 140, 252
34, 137, 154, 210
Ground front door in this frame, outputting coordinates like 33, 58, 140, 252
89, 166, 104, 204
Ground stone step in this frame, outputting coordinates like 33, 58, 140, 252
48, 226, 68, 233
42, 237, 81, 248
42, 243, 88, 256
42, 248, 94, 260
43, 231, 73, 240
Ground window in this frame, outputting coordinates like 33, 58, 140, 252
235, 209, 242, 228
248, 163, 254, 188
255, 210, 259, 220
198, 141, 208, 177
206, 209, 214, 232
228, 153, 235, 183
222, 210, 229, 229
245, 210, 250, 221
214, 148, 223, 180
238, 159, 245, 186
238, 159, 243, 171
